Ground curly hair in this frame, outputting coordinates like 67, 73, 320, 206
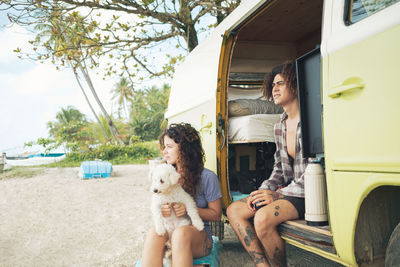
261, 61, 297, 100
159, 123, 205, 199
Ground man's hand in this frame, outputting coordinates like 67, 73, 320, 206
249, 189, 283, 209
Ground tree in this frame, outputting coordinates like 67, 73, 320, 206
47, 106, 97, 152
23, 8, 124, 144
55, 105, 87, 125
112, 77, 134, 120
130, 84, 170, 141
1, 0, 241, 81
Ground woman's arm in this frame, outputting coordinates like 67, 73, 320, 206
172, 198, 222, 222
198, 198, 222, 222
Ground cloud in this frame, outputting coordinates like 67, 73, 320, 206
5, 63, 76, 95
0, 24, 31, 64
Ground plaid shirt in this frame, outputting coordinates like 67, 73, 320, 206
259, 112, 308, 198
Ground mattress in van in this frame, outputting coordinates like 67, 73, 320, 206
228, 114, 281, 143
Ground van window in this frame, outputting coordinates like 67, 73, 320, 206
345, 0, 400, 24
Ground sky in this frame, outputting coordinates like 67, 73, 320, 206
0, 4, 219, 155
0, 13, 120, 155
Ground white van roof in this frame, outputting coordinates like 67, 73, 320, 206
165, 0, 267, 119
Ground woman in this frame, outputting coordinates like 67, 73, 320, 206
142, 123, 222, 267
227, 62, 308, 267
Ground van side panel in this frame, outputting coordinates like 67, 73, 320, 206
167, 100, 217, 174
323, 2, 400, 265
325, 171, 400, 265
324, 24, 400, 173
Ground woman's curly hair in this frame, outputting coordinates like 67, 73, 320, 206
261, 61, 297, 100
159, 123, 205, 199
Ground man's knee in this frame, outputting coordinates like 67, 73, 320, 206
254, 210, 276, 238
227, 200, 244, 220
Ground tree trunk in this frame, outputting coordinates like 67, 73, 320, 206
186, 23, 198, 52
215, 0, 225, 25
71, 65, 111, 143
76, 62, 124, 145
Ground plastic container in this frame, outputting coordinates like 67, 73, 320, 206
304, 162, 328, 226
79, 161, 112, 179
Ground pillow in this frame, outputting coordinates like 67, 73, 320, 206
228, 99, 283, 117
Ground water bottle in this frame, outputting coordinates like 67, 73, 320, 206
304, 160, 328, 226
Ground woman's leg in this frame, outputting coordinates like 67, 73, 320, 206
227, 197, 270, 267
170, 225, 212, 267
141, 226, 168, 267
253, 199, 299, 267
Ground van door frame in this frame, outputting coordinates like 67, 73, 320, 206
216, 31, 236, 209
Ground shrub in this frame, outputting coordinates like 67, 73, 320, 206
47, 142, 161, 167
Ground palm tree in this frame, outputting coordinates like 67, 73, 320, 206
55, 106, 86, 124
33, 8, 123, 144
112, 77, 134, 120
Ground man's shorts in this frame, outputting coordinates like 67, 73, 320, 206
282, 196, 305, 219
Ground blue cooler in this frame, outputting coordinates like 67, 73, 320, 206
79, 161, 112, 179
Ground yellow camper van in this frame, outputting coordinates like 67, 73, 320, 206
165, 0, 400, 266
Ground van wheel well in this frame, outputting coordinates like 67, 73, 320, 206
354, 186, 400, 266
385, 222, 400, 267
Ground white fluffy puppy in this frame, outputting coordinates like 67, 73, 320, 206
149, 163, 204, 262
150, 163, 204, 235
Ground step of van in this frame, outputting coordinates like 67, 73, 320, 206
278, 220, 336, 254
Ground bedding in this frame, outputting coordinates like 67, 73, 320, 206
228, 114, 281, 143
228, 99, 283, 117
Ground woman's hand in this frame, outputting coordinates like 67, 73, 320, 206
161, 203, 172, 217
172, 202, 187, 217
249, 189, 283, 209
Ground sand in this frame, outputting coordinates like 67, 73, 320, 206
0, 164, 253, 267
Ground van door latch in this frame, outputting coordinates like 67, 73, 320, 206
217, 114, 225, 151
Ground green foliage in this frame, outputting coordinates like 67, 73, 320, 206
28, 106, 98, 152
112, 77, 134, 120
129, 84, 170, 141
4, 0, 241, 84
46, 142, 161, 167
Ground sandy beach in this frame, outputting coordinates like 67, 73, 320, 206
0, 164, 253, 267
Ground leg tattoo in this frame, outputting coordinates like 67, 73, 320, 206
272, 246, 285, 267
275, 205, 280, 216
243, 226, 256, 247
202, 235, 213, 256
249, 250, 265, 265
239, 198, 247, 203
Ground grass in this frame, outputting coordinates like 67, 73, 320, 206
0, 141, 163, 177
0, 166, 44, 180
41, 140, 162, 168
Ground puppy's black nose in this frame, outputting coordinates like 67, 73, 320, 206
153, 189, 158, 193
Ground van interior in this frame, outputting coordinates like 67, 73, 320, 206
225, 0, 334, 256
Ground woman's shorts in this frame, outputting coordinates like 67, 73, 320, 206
282, 196, 305, 219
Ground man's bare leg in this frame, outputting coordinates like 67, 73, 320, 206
227, 197, 270, 266
254, 199, 299, 267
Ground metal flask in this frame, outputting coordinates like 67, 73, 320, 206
304, 161, 328, 226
